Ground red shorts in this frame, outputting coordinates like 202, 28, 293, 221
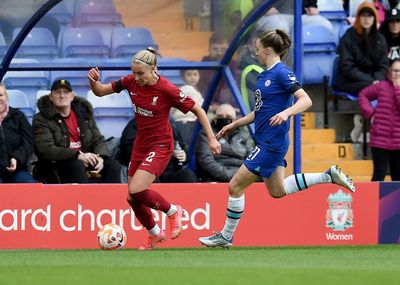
128, 144, 173, 177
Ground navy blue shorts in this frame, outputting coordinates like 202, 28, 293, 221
243, 145, 287, 178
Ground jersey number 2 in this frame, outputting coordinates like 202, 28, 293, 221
146, 152, 156, 162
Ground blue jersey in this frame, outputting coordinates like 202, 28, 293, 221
253, 61, 301, 153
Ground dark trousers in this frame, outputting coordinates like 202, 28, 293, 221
371, 147, 400, 181
55, 158, 121, 183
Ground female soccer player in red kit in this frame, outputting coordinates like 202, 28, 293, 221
88, 48, 221, 250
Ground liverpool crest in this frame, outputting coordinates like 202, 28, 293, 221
326, 190, 353, 231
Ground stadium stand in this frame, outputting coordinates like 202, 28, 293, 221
72, 3, 123, 28
12, 28, 59, 62
318, 0, 349, 45
0, 32, 7, 60
7, 89, 35, 123
73, 0, 117, 15
47, 0, 74, 31
86, 90, 134, 139
111, 27, 158, 58
60, 27, 110, 58
302, 25, 337, 85
35, 90, 51, 113
50, 58, 91, 98
2, 59, 49, 110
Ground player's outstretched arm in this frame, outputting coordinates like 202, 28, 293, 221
191, 104, 221, 155
88, 67, 115, 97
216, 111, 255, 139
269, 89, 312, 126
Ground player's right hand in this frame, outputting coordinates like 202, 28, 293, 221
209, 138, 221, 156
88, 67, 100, 82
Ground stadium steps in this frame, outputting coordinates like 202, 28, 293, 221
286, 113, 376, 182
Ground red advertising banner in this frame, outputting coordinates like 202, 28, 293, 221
0, 182, 379, 249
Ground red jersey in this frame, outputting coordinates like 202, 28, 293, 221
64, 109, 82, 151
111, 75, 195, 155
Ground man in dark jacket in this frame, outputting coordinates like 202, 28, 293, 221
195, 103, 253, 182
32, 79, 121, 183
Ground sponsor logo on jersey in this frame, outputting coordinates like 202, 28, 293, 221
179, 91, 187, 102
133, 105, 153, 117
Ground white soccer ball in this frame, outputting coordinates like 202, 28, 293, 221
97, 223, 127, 250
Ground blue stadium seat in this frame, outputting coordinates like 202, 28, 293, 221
86, 90, 134, 138
302, 25, 337, 85
50, 58, 91, 98
329, 55, 358, 102
100, 58, 130, 83
47, 0, 74, 29
72, 3, 123, 27
0, 32, 7, 61
158, 70, 185, 86
12, 28, 59, 61
74, 0, 117, 15
35, 90, 51, 113
111, 27, 158, 58
60, 27, 110, 58
3, 59, 49, 110
7, 89, 35, 123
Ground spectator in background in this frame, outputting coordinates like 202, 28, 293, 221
171, 70, 204, 123
337, 1, 388, 95
197, 33, 239, 113
238, 31, 264, 112
255, 0, 334, 35
358, 58, 400, 181
0, 83, 35, 183
195, 103, 253, 182
32, 79, 121, 184
118, 118, 198, 183
380, 8, 400, 60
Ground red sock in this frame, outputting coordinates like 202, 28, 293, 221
131, 189, 171, 212
127, 198, 155, 230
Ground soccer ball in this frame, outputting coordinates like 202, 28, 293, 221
97, 223, 127, 250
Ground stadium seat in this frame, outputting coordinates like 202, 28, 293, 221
47, 0, 74, 29
35, 90, 51, 113
60, 27, 110, 58
111, 27, 158, 58
50, 58, 91, 98
329, 55, 358, 104
302, 25, 337, 85
0, 32, 7, 61
3, 59, 49, 110
158, 70, 185, 86
12, 28, 59, 61
73, 0, 117, 15
72, 4, 123, 28
7, 89, 35, 123
86, 90, 134, 138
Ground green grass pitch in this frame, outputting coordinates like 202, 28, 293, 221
0, 245, 399, 285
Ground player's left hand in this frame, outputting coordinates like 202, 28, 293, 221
269, 111, 289, 126
209, 138, 222, 156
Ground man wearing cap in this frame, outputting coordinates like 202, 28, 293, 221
32, 79, 121, 183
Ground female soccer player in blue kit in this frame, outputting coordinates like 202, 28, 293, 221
199, 29, 355, 247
